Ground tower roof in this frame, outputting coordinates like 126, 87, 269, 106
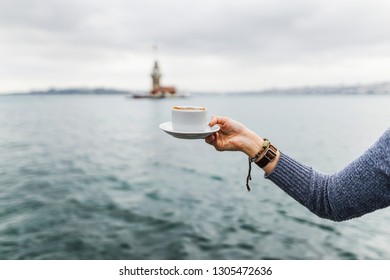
151, 60, 161, 77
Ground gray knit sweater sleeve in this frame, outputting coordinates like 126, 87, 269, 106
265, 128, 390, 221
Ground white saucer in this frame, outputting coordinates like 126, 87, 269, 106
159, 122, 220, 140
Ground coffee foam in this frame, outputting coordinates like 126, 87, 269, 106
172, 106, 206, 111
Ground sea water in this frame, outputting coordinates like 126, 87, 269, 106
0, 94, 389, 259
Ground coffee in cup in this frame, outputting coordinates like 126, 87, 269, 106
171, 106, 208, 132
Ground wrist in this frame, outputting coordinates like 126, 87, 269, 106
242, 130, 264, 158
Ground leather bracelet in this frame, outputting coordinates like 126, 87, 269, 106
255, 144, 278, 168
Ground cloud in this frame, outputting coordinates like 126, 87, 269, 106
1, 0, 390, 93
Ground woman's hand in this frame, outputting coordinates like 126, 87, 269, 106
205, 116, 264, 158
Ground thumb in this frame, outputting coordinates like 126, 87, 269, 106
208, 116, 218, 126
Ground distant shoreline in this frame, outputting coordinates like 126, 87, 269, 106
2, 82, 390, 96
3, 88, 131, 96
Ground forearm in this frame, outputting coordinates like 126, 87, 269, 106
264, 131, 390, 221
264, 153, 339, 220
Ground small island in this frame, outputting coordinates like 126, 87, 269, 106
131, 60, 189, 99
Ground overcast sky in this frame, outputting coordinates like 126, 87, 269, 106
1, 0, 390, 93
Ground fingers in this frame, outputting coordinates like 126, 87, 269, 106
205, 134, 215, 145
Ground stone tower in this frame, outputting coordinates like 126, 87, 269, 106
151, 60, 161, 90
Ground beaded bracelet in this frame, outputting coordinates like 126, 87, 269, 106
249, 139, 270, 162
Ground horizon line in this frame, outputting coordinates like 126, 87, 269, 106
1, 80, 390, 95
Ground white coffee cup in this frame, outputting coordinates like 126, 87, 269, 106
171, 106, 208, 132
